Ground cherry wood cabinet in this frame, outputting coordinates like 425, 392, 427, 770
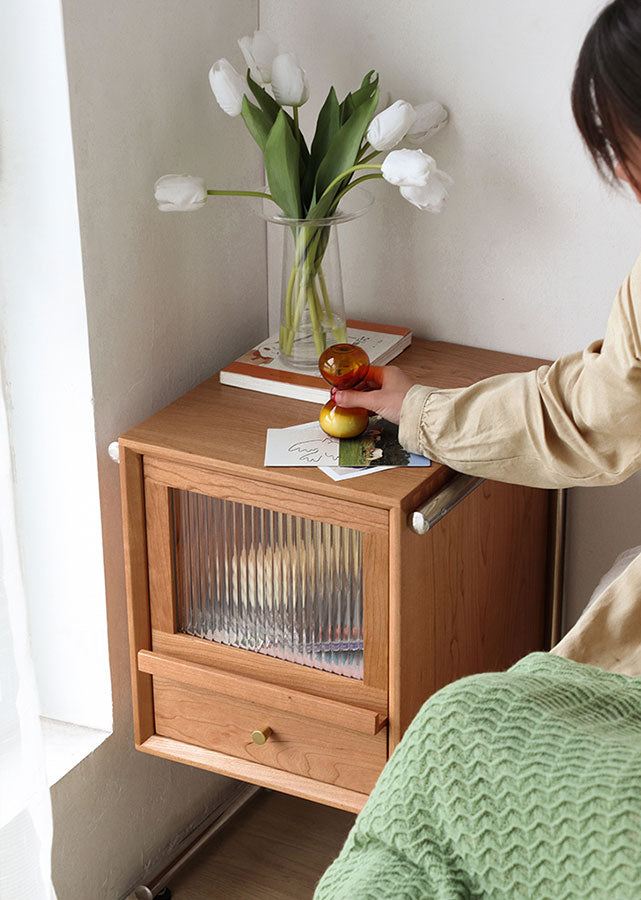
119, 338, 559, 814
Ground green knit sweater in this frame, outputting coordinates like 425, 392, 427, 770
314, 653, 641, 899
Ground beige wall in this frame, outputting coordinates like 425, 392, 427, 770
52, 1, 266, 897
260, 0, 641, 628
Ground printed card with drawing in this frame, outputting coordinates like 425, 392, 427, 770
264, 422, 341, 467
264, 418, 431, 478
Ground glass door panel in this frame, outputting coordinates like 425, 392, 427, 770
171, 488, 364, 679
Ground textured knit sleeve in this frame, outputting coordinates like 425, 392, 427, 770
398, 253, 641, 489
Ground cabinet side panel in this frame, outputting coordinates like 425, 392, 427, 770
389, 504, 441, 750
119, 444, 154, 744
389, 480, 548, 750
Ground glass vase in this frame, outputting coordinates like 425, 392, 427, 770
261, 189, 373, 372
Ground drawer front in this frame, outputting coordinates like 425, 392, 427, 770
153, 677, 387, 794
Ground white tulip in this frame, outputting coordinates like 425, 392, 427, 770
238, 30, 278, 84
366, 100, 416, 152
154, 175, 207, 212
381, 149, 435, 187
406, 101, 449, 146
400, 169, 453, 212
209, 58, 246, 117
271, 52, 309, 107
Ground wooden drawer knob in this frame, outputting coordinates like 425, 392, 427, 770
251, 726, 272, 745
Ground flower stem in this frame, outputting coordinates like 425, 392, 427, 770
281, 214, 350, 361
359, 150, 381, 164
317, 268, 344, 341
283, 226, 326, 357
311, 277, 324, 324
317, 164, 382, 205
306, 284, 325, 356
207, 189, 273, 200
334, 172, 383, 205
281, 225, 308, 355
317, 268, 333, 323
284, 262, 296, 325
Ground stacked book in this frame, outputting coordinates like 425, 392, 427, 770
220, 320, 412, 404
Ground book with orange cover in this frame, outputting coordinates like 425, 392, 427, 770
219, 320, 412, 404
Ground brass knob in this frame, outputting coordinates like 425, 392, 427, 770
251, 726, 272, 745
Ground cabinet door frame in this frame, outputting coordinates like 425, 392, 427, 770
142, 454, 389, 713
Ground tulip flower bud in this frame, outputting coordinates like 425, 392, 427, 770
366, 100, 417, 152
154, 175, 208, 212
209, 58, 247, 117
405, 101, 449, 146
381, 148, 435, 187
400, 169, 453, 212
271, 52, 309, 107
238, 30, 278, 84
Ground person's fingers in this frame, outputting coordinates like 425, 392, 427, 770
333, 367, 411, 420
337, 365, 386, 395
334, 387, 381, 410
335, 366, 384, 394
364, 365, 385, 386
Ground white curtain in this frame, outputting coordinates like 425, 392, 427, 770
0, 373, 56, 899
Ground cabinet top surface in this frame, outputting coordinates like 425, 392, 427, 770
120, 338, 548, 508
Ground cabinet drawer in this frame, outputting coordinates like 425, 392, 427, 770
152, 676, 387, 794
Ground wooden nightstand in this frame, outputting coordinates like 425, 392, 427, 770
119, 338, 559, 814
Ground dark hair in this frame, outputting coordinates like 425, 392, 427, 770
572, 0, 641, 191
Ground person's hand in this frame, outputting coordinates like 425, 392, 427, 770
334, 365, 414, 425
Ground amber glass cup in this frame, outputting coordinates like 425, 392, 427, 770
318, 344, 370, 438
318, 344, 370, 390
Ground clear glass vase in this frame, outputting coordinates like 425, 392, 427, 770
260, 189, 373, 372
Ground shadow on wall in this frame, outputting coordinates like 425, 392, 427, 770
565, 469, 641, 631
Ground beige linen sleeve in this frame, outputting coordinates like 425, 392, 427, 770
398, 252, 641, 489
550, 549, 641, 674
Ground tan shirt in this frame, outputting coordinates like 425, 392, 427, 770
398, 252, 641, 675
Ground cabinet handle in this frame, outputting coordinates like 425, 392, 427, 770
251, 726, 272, 745
409, 474, 484, 534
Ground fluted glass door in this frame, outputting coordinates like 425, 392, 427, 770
171, 488, 364, 679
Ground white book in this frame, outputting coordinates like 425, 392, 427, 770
220, 319, 412, 404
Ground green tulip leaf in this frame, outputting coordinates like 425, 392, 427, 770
303, 86, 340, 209
338, 71, 378, 127
310, 87, 341, 167
312, 85, 379, 204
246, 69, 310, 209
264, 109, 301, 219
247, 69, 282, 122
351, 70, 379, 109
339, 92, 355, 125
241, 96, 271, 151
246, 69, 309, 165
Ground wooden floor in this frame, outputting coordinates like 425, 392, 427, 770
167, 790, 355, 900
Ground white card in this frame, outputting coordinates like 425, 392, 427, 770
319, 464, 397, 481
264, 422, 340, 466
